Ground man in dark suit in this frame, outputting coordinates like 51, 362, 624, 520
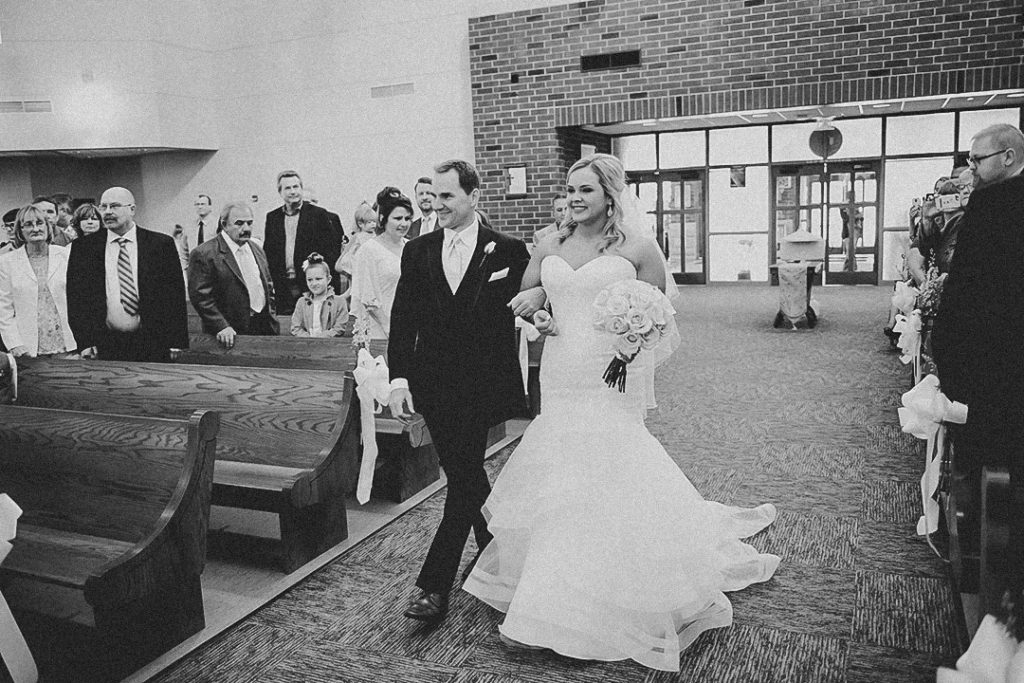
187, 200, 279, 347
407, 176, 437, 239
932, 123, 1024, 611
388, 160, 539, 622
264, 170, 341, 314
67, 186, 188, 362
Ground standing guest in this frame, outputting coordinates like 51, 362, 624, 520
0, 205, 77, 357
69, 203, 102, 239
350, 187, 412, 343
188, 200, 279, 348
303, 187, 348, 257
290, 253, 348, 337
51, 193, 77, 245
932, 123, 1024, 612
175, 194, 215, 273
0, 209, 17, 255
387, 160, 535, 622
407, 176, 437, 238
67, 186, 188, 362
335, 201, 377, 286
264, 170, 341, 314
532, 192, 568, 246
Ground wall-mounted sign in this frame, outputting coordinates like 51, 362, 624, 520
506, 165, 527, 197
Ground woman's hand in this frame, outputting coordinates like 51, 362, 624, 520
533, 310, 557, 336
509, 286, 547, 318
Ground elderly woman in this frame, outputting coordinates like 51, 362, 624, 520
0, 205, 77, 357
350, 187, 411, 343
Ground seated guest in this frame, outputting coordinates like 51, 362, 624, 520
335, 201, 377, 285
188, 200, 279, 348
1, 209, 16, 254
69, 203, 102, 239
350, 187, 411, 343
290, 252, 348, 337
67, 186, 187, 362
0, 205, 77, 357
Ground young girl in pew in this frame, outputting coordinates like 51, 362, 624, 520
290, 252, 349, 337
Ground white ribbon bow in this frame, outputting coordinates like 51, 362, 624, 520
893, 310, 922, 368
897, 375, 968, 536
0, 494, 38, 683
891, 280, 920, 316
352, 348, 393, 504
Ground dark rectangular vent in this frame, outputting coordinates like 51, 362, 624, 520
580, 50, 641, 72
0, 100, 53, 113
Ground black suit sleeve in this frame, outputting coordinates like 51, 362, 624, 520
187, 249, 230, 333
66, 235, 106, 350
388, 240, 426, 384
152, 232, 190, 349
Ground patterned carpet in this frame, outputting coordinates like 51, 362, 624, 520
143, 284, 967, 683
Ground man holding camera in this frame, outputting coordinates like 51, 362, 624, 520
932, 123, 1024, 611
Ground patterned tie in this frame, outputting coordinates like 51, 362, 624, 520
116, 238, 139, 316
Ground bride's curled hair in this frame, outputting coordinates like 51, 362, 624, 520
557, 153, 628, 252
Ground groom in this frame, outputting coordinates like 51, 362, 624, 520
388, 159, 533, 621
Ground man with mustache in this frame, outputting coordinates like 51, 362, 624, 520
188, 200, 279, 348
67, 186, 188, 361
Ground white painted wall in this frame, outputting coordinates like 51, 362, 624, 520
0, 0, 565, 234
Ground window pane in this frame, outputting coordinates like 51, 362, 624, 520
613, 135, 656, 171
958, 108, 1022, 150
886, 113, 954, 155
772, 118, 881, 162
708, 166, 768, 232
708, 234, 769, 282
659, 131, 706, 169
709, 126, 767, 165
882, 156, 953, 227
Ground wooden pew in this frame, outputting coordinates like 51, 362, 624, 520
15, 358, 357, 573
0, 404, 217, 671
186, 309, 293, 336
173, 333, 441, 504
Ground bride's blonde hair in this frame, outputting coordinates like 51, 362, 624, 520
557, 153, 628, 252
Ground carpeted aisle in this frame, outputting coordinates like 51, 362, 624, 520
149, 285, 966, 683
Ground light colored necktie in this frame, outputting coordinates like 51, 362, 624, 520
116, 238, 139, 316
445, 236, 464, 293
240, 249, 266, 313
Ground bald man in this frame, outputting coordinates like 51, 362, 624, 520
67, 186, 188, 361
932, 123, 1024, 611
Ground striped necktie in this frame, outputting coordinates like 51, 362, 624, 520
116, 238, 139, 316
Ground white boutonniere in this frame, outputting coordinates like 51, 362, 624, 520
479, 241, 496, 271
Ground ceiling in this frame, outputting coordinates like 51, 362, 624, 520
0, 146, 213, 159
584, 89, 1024, 135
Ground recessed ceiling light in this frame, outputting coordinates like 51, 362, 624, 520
750, 113, 769, 118
1006, 93, 1024, 99
872, 104, 890, 108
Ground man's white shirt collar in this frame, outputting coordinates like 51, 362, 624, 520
106, 224, 138, 244
443, 218, 479, 249
220, 231, 249, 255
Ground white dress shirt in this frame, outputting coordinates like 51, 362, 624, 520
105, 225, 141, 332
221, 232, 266, 314
420, 213, 437, 235
443, 219, 479, 294
284, 210, 300, 279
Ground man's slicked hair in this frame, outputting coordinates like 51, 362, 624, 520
434, 160, 480, 196
276, 170, 303, 193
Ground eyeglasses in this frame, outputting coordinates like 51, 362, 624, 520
967, 148, 1009, 165
98, 203, 132, 211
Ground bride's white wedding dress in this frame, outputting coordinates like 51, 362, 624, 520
463, 253, 781, 672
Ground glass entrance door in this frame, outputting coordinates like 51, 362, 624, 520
775, 162, 880, 284
627, 171, 706, 284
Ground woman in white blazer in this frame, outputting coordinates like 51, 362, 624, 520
0, 205, 77, 357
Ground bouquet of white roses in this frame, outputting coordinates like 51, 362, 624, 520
592, 279, 673, 392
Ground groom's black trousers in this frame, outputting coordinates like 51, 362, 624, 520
416, 413, 493, 594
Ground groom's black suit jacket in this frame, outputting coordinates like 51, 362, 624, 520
389, 226, 530, 427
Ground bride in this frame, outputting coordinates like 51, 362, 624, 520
463, 153, 781, 672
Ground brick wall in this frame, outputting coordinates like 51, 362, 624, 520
468, 0, 1024, 238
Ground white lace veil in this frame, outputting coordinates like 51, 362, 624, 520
616, 187, 682, 410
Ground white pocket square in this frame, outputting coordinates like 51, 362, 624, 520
488, 268, 509, 282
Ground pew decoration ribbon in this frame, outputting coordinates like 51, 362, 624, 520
898, 374, 968, 539
893, 309, 922, 368
0, 494, 39, 683
592, 279, 676, 392
515, 317, 540, 398
890, 280, 920, 316
352, 348, 393, 504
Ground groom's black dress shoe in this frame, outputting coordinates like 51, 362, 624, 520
404, 591, 449, 622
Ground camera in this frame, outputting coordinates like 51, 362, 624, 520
935, 194, 962, 211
